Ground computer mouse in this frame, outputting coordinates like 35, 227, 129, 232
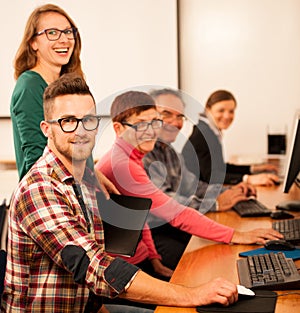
270, 210, 294, 220
276, 200, 300, 212
237, 285, 255, 297
264, 239, 295, 251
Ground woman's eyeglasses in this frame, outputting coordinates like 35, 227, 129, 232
35, 27, 77, 41
121, 119, 163, 132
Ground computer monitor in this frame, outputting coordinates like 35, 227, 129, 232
283, 111, 300, 193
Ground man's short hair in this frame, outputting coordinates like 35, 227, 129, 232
43, 73, 95, 120
110, 91, 156, 123
149, 88, 185, 107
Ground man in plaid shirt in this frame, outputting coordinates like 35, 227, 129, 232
1, 74, 239, 312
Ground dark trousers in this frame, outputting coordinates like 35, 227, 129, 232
151, 224, 191, 270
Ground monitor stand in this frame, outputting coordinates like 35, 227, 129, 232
276, 200, 300, 212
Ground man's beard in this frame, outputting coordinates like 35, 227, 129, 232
53, 133, 95, 163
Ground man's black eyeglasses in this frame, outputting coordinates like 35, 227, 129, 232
121, 119, 163, 132
47, 115, 101, 133
35, 27, 77, 41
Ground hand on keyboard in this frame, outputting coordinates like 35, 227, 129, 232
231, 228, 284, 245
216, 182, 257, 211
231, 181, 257, 197
232, 198, 272, 217
217, 188, 250, 211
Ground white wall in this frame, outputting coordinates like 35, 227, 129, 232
0, 0, 178, 161
2, 0, 300, 165
178, 0, 300, 161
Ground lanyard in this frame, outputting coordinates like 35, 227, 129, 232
72, 183, 91, 233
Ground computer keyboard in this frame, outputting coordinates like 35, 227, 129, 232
233, 198, 272, 217
272, 218, 300, 245
237, 252, 300, 290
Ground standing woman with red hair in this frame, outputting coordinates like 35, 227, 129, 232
10, 3, 116, 196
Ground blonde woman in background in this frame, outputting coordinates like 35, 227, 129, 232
10, 3, 116, 197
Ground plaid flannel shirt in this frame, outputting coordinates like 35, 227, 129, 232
1, 147, 138, 313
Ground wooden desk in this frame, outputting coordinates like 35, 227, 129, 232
154, 184, 300, 313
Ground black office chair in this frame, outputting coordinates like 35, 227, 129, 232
0, 199, 8, 306
0, 199, 6, 235
0, 249, 7, 306
0, 199, 8, 252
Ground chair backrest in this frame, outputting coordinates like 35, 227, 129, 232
0, 200, 8, 306
0, 199, 8, 251
0, 199, 6, 235
0, 249, 7, 295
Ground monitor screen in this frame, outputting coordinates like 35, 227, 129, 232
283, 111, 300, 193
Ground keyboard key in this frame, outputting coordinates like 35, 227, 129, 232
272, 218, 300, 244
237, 252, 300, 290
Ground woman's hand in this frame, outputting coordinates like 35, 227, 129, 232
247, 173, 280, 186
251, 163, 278, 174
94, 168, 120, 199
151, 258, 173, 278
231, 228, 283, 245
98, 305, 110, 313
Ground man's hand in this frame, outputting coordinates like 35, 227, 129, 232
231, 182, 256, 197
216, 182, 259, 211
188, 277, 238, 307
217, 188, 249, 211
121, 271, 238, 307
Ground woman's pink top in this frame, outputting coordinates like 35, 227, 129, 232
95, 137, 234, 264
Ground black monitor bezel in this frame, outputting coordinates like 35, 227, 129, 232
283, 111, 300, 193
